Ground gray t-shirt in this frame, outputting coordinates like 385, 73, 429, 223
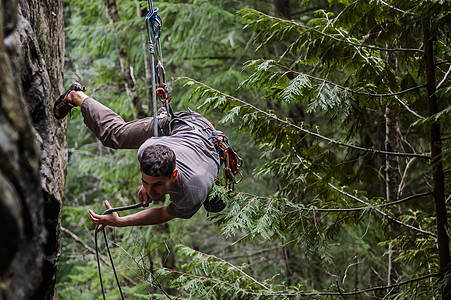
137, 130, 220, 218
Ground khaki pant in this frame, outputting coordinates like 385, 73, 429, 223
81, 97, 215, 149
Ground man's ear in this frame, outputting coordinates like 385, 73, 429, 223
171, 169, 178, 182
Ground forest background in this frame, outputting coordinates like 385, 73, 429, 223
56, 0, 451, 299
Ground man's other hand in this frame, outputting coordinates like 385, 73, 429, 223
138, 185, 150, 207
89, 200, 121, 232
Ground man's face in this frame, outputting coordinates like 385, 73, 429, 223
141, 170, 177, 202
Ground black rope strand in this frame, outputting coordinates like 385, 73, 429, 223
94, 226, 106, 299
95, 202, 173, 299
95, 202, 143, 300
103, 228, 124, 298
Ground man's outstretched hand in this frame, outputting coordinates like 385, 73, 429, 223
89, 200, 121, 232
138, 185, 150, 207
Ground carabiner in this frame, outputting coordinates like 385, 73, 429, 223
146, 8, 161, 39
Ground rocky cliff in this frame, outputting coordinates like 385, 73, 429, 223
0, 0, 66, 298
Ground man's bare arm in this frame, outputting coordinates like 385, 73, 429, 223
89, 200, 174, 232
120, 205, 174, 226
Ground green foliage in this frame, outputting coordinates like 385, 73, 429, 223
158, 245, 307, 299
58, 0, 450, 299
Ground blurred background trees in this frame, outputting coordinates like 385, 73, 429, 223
56, 0, 451, 299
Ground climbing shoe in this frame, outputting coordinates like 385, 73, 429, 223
53, 83, 86, 119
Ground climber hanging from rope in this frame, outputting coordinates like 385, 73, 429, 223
53, 2, 242, 298
53, 1, 242, 229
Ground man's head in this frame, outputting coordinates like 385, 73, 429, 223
138, 144, 178, 202
139, 144, 176, 177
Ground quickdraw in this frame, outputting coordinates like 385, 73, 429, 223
210, 131, 243, 190
145, 1, 174, 122
185, 120, 243, 190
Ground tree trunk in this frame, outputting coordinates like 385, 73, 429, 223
385, 47, 402, 293
423, 20, 451, 300
0, 0, 65, 298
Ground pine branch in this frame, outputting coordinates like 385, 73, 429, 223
391, 90, 426, 119
186, 77, 430, 159
246, 9, 424, 53
437, 63, 451, 89
378, 0, 410, 14
295, 155, 437, 238
221, 245, 282, 260
258, 197, 275, 227
307, 273, 439, 297
233, 194, 260, 224
185, 56, 236, 60
235, 190, 434, 234
191, 248, 272, 291
270, 60, 427, 98
379, 192, 433, 207
436, 60, 451, 66
61, 226, 97, 256
330, 182, 435, 237
399, 157, 419, 195
163, 268, 250, 294
166, 263, 438, 297
288, 192, 433, 212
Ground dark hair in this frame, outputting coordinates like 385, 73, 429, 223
139, 144, 176, 177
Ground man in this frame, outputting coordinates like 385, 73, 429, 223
54, 83, 222, 231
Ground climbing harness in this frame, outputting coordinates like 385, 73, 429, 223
175, 119, 243, 190
144, 0, 243, 190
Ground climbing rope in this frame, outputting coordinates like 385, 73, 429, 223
145, 0, 159, 136
146, 0, 174, 136
95, 202, 143, 300
95, 202, 173, 300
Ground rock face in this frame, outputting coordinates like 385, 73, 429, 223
0, 0, 66, 299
